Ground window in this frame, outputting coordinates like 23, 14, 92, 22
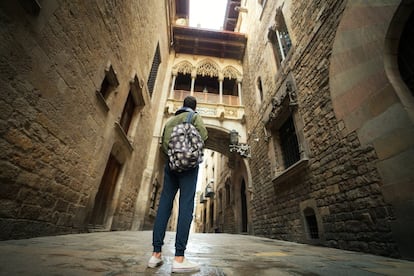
120, 93, 135, 134
99, 64, 119, 99
304, 208, 319, 239
20, 0, 41, 15
96, 64, 119, 111
279, 116, 300, 168
268, 8, 292, 64
174, 73, 192, 91
99, 77, 112, 99
270, 114, 301, 172
147, 43, 161, 97
265, 77, 308, 179
117, 75, 145, 139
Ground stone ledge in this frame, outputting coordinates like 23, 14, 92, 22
272, 158, 309, 185
114, 122, 134, 153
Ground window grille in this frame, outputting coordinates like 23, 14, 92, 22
147, 43, 161, 97
279, 116, 300, 168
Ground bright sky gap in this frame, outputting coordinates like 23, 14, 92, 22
189, 0, 227, 30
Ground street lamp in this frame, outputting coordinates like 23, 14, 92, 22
229, 130, 251, 158
199, 193, 207, 204
205, 180, 215, 198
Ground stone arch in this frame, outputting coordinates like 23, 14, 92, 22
222, 65, 241, 80
203, 124, 232, 156
203, 123, 253, 188
330, 0, 414, 259
299, 199, 324, 244
196, 59, 220, 77
173, 60, 194, 75
384, 2, 414, 122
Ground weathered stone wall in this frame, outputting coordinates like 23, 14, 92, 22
0, 0, 169, 239
242, 0, 399, 257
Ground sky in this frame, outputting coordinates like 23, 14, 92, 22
189, 0, 227, 30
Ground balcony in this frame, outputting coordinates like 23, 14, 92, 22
172, 90, 241, 106
165, 90, 245, 123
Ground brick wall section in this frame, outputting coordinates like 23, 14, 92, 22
242, 0, 399, 257
0, 1, 168, 239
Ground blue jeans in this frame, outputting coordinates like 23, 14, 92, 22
152, 163, 199, 256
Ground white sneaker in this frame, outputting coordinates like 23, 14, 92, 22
147, 255, 163, 268
172, 258, 200, 273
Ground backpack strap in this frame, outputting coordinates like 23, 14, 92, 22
185, 111, 195, 124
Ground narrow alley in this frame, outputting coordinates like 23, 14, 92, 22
1, 0, 414, 273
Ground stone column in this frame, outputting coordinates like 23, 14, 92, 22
191, 71, 196, 96
170, 71, 177, 99
219, 74, 224, 104
237, 78, 243, 105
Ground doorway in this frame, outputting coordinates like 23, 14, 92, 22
90, 154, 122, 226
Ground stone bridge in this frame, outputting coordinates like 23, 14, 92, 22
165, 97, 248, 157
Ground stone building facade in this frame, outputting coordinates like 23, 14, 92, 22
238, 0, 414, 260
1, 0, 413, 261
0, 0, 171, 238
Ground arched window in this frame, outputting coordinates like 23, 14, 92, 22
304, 207, 319, 239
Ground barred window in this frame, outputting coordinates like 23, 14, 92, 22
147, 43, 161, 97
279, 116, 300, 168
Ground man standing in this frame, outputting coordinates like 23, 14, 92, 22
148, 96, 208, 273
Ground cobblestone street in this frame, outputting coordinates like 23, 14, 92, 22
0, 231, 413, 275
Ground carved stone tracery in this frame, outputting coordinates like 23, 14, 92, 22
223, 66, 240, 80
172, 59, 242, 80
197, 61, 219, 77
268, 79, 298, 125
173, 61, 194, 75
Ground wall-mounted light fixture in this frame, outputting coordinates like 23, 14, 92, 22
229, 129, 251, 158
199, 192, 207, 204
205, 180, 215, 198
